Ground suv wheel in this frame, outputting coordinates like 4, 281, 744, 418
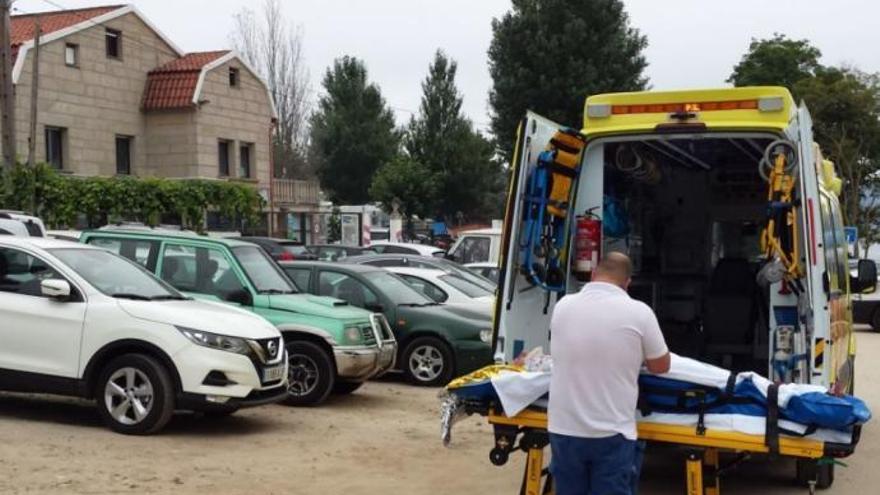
402, 336, 454, 386
283, 341, 335, 406
96, 354, 175, 435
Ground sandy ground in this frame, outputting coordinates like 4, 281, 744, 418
0, 329, 878, 494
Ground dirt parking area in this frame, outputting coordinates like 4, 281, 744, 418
1, 331, 878, 494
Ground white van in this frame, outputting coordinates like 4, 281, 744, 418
0, 211, 46, 237
447, 227, 502, 265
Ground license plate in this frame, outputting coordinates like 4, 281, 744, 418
263, 365, 285, 382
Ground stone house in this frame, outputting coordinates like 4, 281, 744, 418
3, 4, 318, 233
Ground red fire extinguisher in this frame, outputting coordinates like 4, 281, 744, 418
574, 209, 601, 282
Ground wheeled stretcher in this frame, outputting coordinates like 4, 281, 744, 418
460, 402, 858, 495
441, 358, 867, 494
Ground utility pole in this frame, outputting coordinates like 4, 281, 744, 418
27, 15, 39, 167
0, 0, 16, 169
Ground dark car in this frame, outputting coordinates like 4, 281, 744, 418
307, 244, 375, 262
236, 236, 317, 261
345, 253, 497, 292
280, 261, 493, 386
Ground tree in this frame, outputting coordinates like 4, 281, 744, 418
488, 0, 648, 158
310, 56, 399, 204
405, 50, 501, 221
231, 0, 311, 179
728, 34, 822, 97
795, 68, 880, 255
369, 155, 437, 219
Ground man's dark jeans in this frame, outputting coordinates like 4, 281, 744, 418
549, 433, 643, 495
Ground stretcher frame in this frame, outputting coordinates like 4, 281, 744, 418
477, 406, 853, 495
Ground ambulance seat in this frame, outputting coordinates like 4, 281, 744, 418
703, 258, 756, 368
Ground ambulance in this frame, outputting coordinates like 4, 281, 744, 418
488, 87, 877, 489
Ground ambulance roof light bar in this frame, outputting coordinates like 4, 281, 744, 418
586, 96, 786, 118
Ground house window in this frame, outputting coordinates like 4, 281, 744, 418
105, 28, 121, 59
116, 136, 133, 175
239, 143, 253, 178
64, 43, 78, 67
45, 127, 65, 170
218, 140, 231, 177
229, 67, 240, 87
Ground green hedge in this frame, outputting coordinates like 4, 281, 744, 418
0, 164, 265, 231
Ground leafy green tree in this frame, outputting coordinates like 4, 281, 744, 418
369, 155, 437, 219
310, 56, 399, 204
795, 68, 880, 255
728, 34, 822, 97
488, 0, 648, 157
327, 206, 342, 243
406, 50, 501, 221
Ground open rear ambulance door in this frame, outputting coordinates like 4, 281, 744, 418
493, 111, 574, 363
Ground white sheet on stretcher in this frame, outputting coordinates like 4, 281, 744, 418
489, 354, 854, 445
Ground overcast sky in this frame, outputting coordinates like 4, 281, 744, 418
14, 0, 880, 133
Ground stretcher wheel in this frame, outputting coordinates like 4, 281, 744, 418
490, 447, 509, 466
796, 459, 834, 490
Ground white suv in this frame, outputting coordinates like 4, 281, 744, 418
0, 237, 287, 434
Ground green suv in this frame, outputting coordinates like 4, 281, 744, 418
280, 261, 493, 386
80, 229, 396, 405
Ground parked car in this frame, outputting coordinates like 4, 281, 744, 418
279, 261, 493, 386
0, 236, 288, 434
236, 236, 317, 261
386, 266, 495, 313
307, 244, 375, 262
80, 230, 396, 405
0, 211, 46, 237
369, 241, 446, 257
345, 253, 497, 292
465, 262, 500, 284
446, 227, 501, 265
47, 230, 84, 241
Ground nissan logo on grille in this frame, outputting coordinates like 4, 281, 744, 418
266, 340, 278, 358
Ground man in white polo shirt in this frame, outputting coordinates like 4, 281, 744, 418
548, 252, 670, 495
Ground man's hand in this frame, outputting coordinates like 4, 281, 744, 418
645, 352, 671, 374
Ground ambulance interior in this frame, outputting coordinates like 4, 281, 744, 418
577, 135, 783, 373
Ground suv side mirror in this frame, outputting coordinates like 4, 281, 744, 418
225, 288, 253, 306
41, 279, 71, 300
854, 259, 878, 294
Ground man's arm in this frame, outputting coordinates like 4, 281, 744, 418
641, 305, 671, 374
645, 352, 671, 374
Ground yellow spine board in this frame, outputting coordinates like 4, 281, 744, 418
545, 132, 586, 218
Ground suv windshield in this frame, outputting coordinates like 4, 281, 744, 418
51, 248, 184, 300
364, 271, 433, 306
232, 246, 297, 294
439, 274, 492, 298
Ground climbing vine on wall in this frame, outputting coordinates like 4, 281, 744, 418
0, 164, 265, 231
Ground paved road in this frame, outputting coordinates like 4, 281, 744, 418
0, 329, 877, 494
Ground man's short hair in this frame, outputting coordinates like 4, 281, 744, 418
594, 252, 632, 282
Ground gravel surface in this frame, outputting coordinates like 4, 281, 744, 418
0, 330, 877, 494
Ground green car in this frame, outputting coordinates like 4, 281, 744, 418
280, 261, 493, 386
80, 229, 396, 405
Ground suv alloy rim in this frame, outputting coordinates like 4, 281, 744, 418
409, 345, 444, 382
288, 354, 319, 396
104, 368, 155, 425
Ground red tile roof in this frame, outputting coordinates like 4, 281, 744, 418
10, 5, 124, 60
142, 50, 230, 111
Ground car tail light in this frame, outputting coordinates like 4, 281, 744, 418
278, 251, 295, 261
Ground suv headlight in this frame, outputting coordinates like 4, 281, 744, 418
176, 326, 251, 355
479, 329, 492, 343
343, 326, 363, 344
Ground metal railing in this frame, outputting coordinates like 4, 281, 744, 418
272, 179, 320, 206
